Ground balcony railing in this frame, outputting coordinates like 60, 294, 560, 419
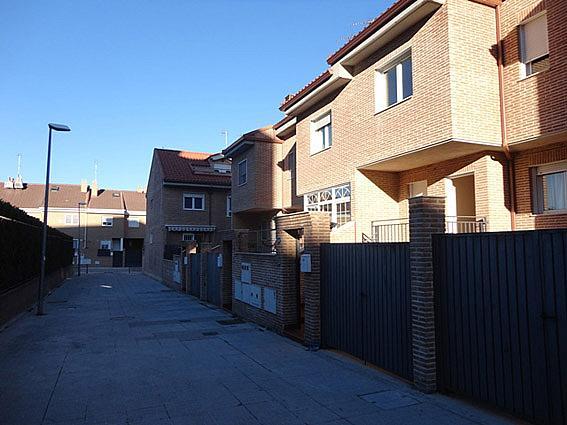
235, 229, 279, 254
370, 216, 487, 243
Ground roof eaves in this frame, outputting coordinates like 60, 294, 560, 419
279, 69, 332, 112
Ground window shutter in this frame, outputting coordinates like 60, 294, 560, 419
530, 167, 542, 214
523, 14, 548, 63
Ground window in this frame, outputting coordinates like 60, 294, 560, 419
101, 217, 113, 227
238, 160, 247, 185
310, 112, 332, 154
376, 53, 413, 112
127, 218, 140, 228
533, 162, 567, 213
182, 233, 195, 242
183, 193, 205, 210
100, 240, 112, 250
226, 195, 232, 217
72, 239, 80, 250
305, 184, 351, 226
520, 13, 549, 77
409, 180, 428, 198
64, 214, 79, 225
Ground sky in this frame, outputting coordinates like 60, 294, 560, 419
0, 0, 388, 190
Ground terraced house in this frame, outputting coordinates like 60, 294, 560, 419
0, 179, 146, 268
273, 0, 566, 242
144, 148, 232, 281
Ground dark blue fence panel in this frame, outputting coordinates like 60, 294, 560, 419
320, 243, 412, 381
434, 229, 567, 425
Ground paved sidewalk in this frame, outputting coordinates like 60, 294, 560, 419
0, 273, 519, 425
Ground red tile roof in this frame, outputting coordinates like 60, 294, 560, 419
154, 149, 231, 186
326, 0, 416, 65
279, 69, 332, 112
0, 183, 147, 212
0, 184, 88, 209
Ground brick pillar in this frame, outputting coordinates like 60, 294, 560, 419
409, 196, 445, 393
303, 213, 330, 348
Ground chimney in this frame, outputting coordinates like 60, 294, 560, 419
3, 177, 14, 189
91, 180, 99, 197
136, 186, 145, 193
81, 179, 88, 193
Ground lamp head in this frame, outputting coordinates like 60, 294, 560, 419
48, 123, 71, 132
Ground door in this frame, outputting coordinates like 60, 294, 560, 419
112, 251, 123, 267
189, 254, 201, 297
320, 243, 413, 381
206, 253, 221, 306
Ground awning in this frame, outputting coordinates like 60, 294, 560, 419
165, 224, 216, 232
358, 139, 502, 172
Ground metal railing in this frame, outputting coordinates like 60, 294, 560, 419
236, 229, 279, 254
370, 216, 487, 243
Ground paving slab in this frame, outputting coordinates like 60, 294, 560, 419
0, 272, 521, 425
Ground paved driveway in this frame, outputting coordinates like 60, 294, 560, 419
0, 273, 518, 425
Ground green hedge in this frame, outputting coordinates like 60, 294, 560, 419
0, 199, 73, 293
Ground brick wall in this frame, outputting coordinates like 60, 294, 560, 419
500, 0, 567, 144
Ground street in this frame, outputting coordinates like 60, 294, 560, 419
0, 273, 518, 425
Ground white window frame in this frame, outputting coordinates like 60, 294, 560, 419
100, 240, 112, 250
182, 233, 195, 242
304, 184, 351, 226
127, 218, 140, 228
533, 161, 567, 214
310, 111, 332, 155
183, 193, 205, 211
238, 160, 247, 186
375, 51, 412, 113
409, 180, 428, 198
519, 12, 549, 78
64, 214, 79, 225
101, 217, 113, 227
226, 195, 232, 217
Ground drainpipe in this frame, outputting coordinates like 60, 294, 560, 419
496, 4, 517, 230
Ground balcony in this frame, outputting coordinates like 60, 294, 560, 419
369, 216, 487, 243
235, 228, 279, 254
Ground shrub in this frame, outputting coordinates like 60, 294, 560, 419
0, 199, 73, 293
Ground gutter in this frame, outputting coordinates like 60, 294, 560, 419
495, 4, 517, 230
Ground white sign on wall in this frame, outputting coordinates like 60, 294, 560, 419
241, 262, 251, 283
300, 254, 312, 273
249, 285, 261, 308
234, 279, 242, 301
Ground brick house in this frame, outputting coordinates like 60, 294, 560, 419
0, 180, 146, 267
143, 148, 231, 280
273, 0, 566, 242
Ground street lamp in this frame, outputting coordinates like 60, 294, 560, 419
37, 123, 71, 316
77, 201, 86, 276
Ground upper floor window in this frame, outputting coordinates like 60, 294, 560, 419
100, 240, 112, 250
238, 160, 247, 185
533, 162, 567, 213
310, 112, 332, 154
520, 13, 549, 77
183, 193, 205, 211
101, 217, 113, 227
64, 214, 79, 225
376, 53, 412, 112
226, 195, 232, 217
127, 218, 140, 228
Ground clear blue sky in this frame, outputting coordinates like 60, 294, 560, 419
1, 0, 387, 190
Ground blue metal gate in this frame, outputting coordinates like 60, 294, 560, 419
434, 229, 567, 425
320, 243, 412, 381
189, 254, 201, 297
206, 253, 221, 306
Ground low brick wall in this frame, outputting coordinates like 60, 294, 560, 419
232, 252, 286, 332
0, 265, 74, 326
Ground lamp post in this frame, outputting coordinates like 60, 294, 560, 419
37, 123, 71, 316
77, 201, 86, 276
